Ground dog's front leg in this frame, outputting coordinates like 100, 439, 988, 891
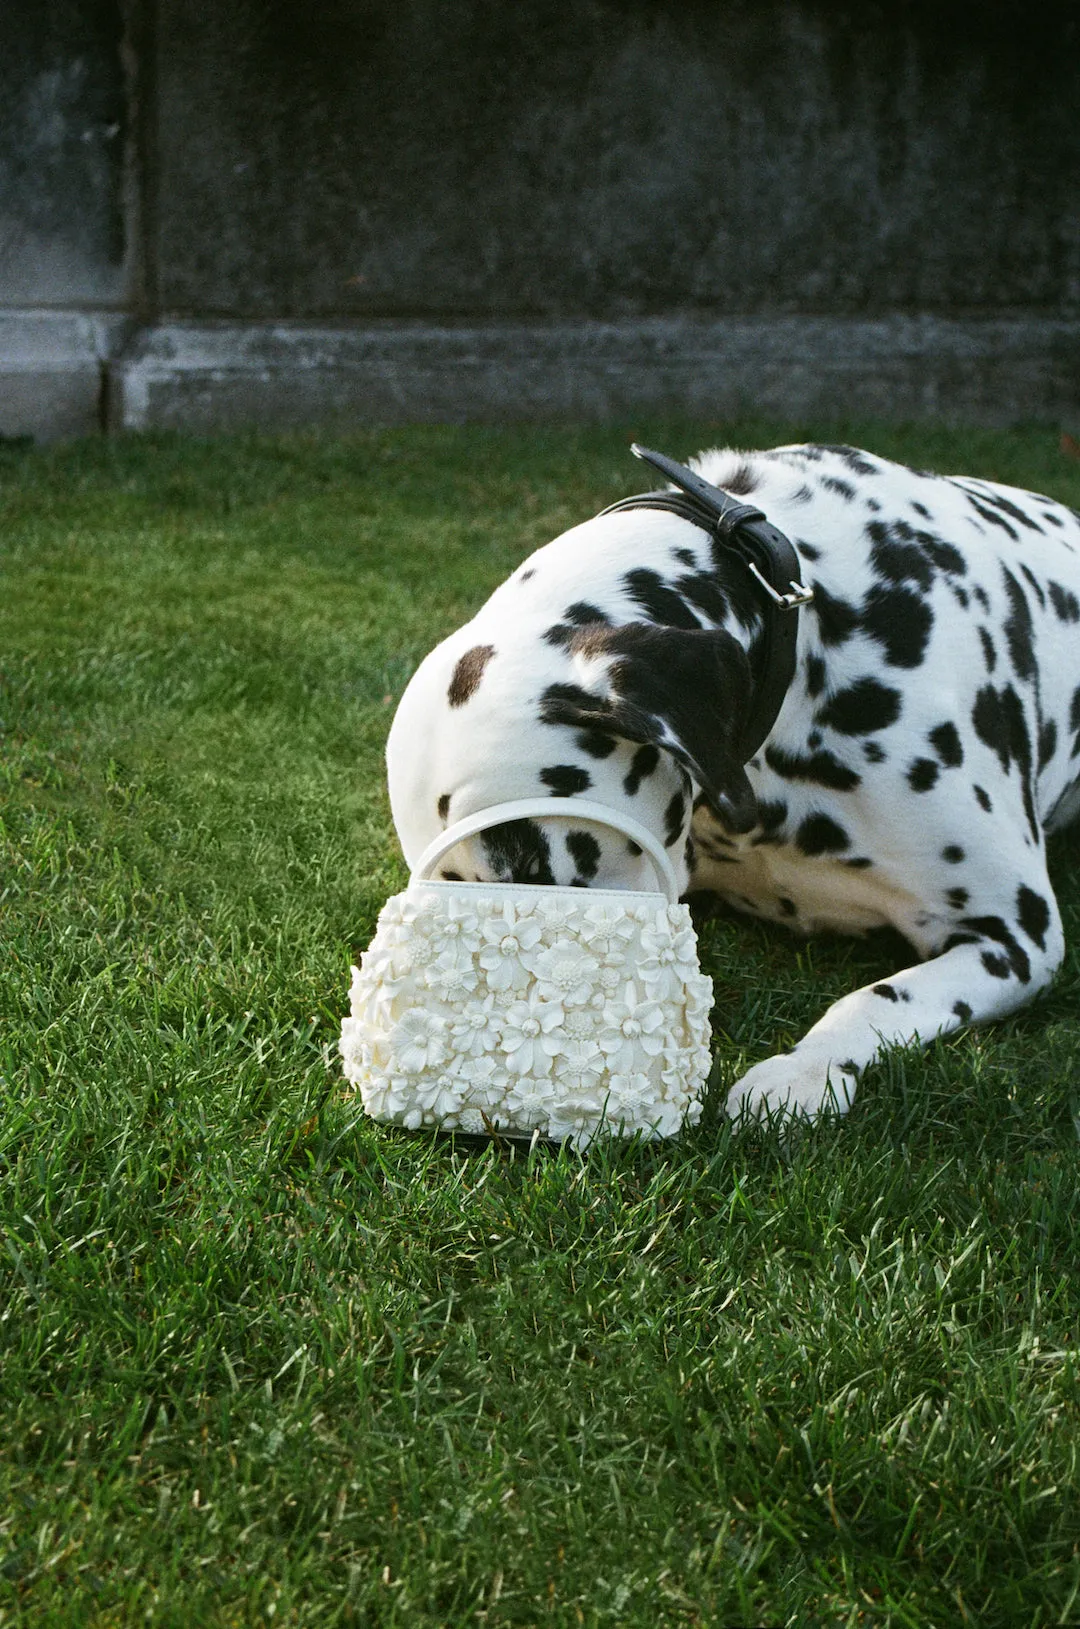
725, 906, 1064, 1125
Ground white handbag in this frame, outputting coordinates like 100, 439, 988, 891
339, 798, 714, 1146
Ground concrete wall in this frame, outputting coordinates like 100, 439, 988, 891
2, 0, 1078, 438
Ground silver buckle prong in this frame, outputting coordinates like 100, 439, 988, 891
746, 560, 814, 610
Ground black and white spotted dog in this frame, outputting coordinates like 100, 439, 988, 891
387, 442, 1080, 1122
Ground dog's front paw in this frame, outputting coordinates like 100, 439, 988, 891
725, 1050, 858, 1127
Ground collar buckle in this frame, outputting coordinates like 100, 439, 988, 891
746, 559, 814, 610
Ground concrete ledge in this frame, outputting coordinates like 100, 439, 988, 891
109, 315, 1080, 433
0, 310, 133, 441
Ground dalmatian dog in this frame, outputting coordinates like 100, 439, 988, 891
387, 442, 1080, 1123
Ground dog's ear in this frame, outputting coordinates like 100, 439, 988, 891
543, 623, 759, 832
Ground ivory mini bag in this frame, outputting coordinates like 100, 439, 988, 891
339, 798, 715, 1146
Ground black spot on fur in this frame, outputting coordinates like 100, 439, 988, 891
798, 541, 821, 562
868, 519, 935, 593
953, 1000, 972, 1021
664, 792, 687, 847
674, 547, 697, 567
818, 445, 880, 477
924, 539, 967, 576
964, 491, 1018, 540
1049, 581, 1080, 622
863, 741, 887, 763
622, 568, 701, 630
778, 895, 798, 917
441, 870, 463, 881
540, 764, 592, 796
844, 856, 874, 869
973, 486, 1045, 534
576, 728, 617, 759
942, 845, 965, 864
566, 830, 601, 880
793, 485, 814, 505
812, 584, 861, 645
623, 744, 660, 796
437, 793, 451, 820
545, 602, 612, 646
978, 627, 997, 673
912, 501, 932, 518
862, 584, 934, 667
974, 784, 992, 811
751, 800, 788, 845
982, 952, 1013, 979
540, 682, 601, 725
873, 983, 899, 1001
972, 682, 1037, 838
908, 758, 939, 792
929, 722, 964, 767
1001, 566, 1035, 681
962, 913, 1032, 982
795, 814, 850, 855
481, 819, 554, 885
722, 460, 760, 496
947, 886, 969, 909
1019, 564, 1046, 608
1016, 884, 1050, 949
566, 600, 610, 626
822, 475, 855, 501
816, 677, 902, 735
448, 644, 495, 707
764, 743, 860, 791
673, 569, 729, 624
1038, 719, 1058, 771
518, 568, 535, 583
805, 654, 827, 697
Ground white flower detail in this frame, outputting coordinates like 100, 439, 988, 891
638, 919, 700, 999
606, 1072, 654, 1117
423, 951, 480, 1000
597, 984, 667, 1073
530, 939, 600, 1006
413, 1070, 466, 1117
454, 1054, 508, 1109
504, 1073, 558, 1119
498, 991, 564, 1076
478, 905, 544, 992
425, 896, 483, 957
560, 1006, 600, 1042
551, 1036, 605, 1087
449, 996, 503, 1058
577, 904, 637, 960
389, 1008, 448, 1074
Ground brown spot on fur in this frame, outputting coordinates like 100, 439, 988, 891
448, 645, 495, 707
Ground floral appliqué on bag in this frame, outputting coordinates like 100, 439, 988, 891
340, 891, 713, 1145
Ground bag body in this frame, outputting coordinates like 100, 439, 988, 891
339, 799, 714, 1146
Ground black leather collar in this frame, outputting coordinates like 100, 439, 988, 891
598, 444, 813, 764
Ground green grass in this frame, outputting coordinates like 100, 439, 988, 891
1, 421, 1079, 1628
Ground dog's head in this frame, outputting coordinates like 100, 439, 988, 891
387, 602, 757, 895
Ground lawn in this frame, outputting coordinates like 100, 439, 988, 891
1, 421, 1079, 1628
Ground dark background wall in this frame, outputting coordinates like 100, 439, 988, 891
152, 0, 1080, 321
0, 0, 126, 307
2, 0, 1078, 437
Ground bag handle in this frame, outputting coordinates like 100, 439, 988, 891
412, 796, 681, 902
